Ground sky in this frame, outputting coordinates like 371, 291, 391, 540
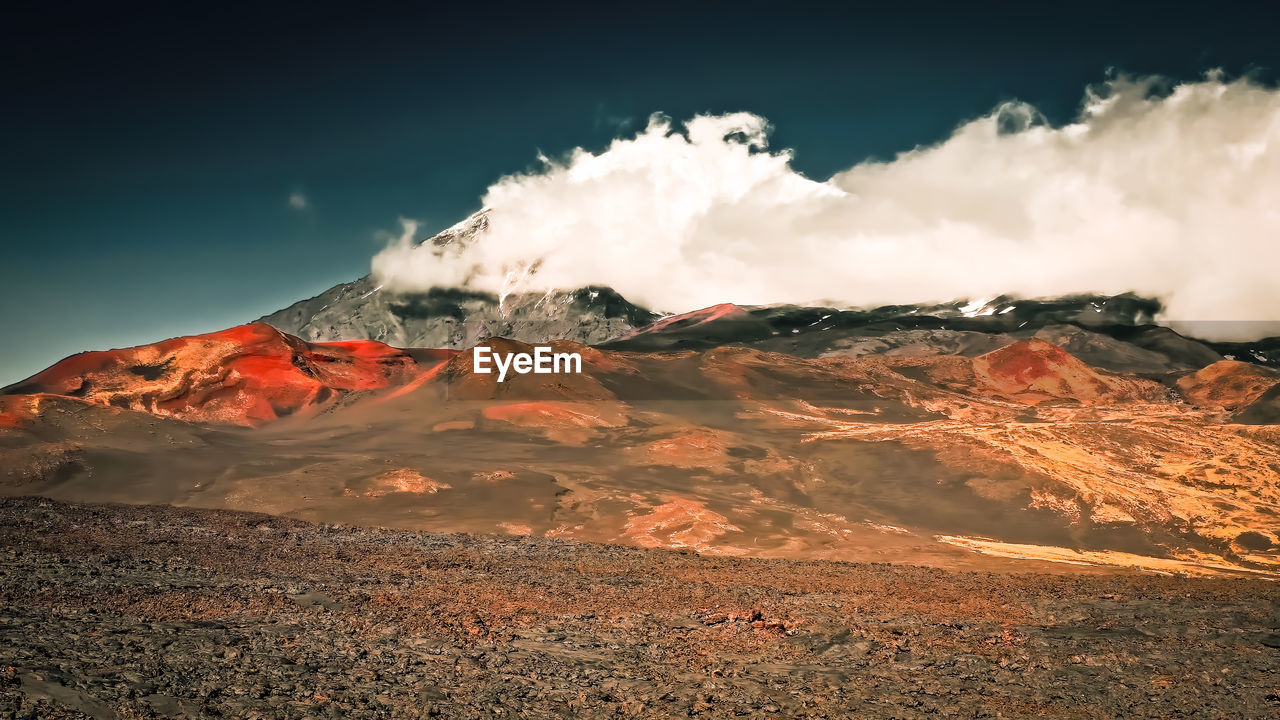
3, 1, 1280, 384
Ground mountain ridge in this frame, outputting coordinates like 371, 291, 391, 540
260, 212, 1280, 369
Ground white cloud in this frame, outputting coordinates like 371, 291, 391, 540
372, 74, 1280, 340
288, 191, 309, 211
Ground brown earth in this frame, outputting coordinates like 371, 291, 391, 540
2, 498, 1279, 719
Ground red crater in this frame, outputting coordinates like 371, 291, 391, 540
971, 338, 1167, 405
3, 323, 430, 427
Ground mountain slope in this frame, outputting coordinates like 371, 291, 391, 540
3, 324, 1278, 578
1, 324, 433, 427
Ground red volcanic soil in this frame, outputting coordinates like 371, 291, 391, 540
1176, 360, 1280, 410
3, 323, 432, 427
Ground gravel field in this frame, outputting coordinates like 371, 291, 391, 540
1, 497, 1278, 719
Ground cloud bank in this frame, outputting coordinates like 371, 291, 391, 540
372, 74, 1280, 339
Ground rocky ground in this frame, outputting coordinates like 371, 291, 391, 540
1, 498, 1278, 719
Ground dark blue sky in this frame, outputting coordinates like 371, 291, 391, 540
3, 0, 1278, 384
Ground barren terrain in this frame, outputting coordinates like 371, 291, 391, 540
3, 498, 1279, 719
4, 323, 1279, 577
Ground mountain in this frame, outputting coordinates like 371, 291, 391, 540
606, 294, 1280, 373
261, 280, 658, 350
259, 211, 659, 348
4, 323, 1278, 578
